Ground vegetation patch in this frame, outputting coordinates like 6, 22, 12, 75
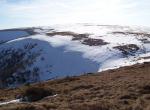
47, 31, 109, 46
120, 94, 137, 100
113, 44, 139, 56
69, 102, 113, 110
21, 86, 55, 102
0, 62, 150, 110
56, 76, 80, 84
0, 104, 46, 110
82, 38, 108, 46
72, 84, 94, 91
0, 43, 40, 88
47, 31, 89, 40
139, 85, 150, 94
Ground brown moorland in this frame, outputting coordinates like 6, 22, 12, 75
0, 62, 150, 110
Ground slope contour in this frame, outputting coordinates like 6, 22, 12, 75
0, 62, 149, 110
0, 24, 150, 88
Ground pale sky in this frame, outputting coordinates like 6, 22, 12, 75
0, 0, 150, 29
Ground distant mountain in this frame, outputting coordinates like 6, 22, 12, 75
0, 24, 150, 88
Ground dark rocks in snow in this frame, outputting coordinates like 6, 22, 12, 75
113, 44, 140, 56
82, 38, 108, 46
0, 43, 40, 88
47, 31, 109, 46
47, 31, 89, 41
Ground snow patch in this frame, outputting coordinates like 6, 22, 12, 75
0, 99, 20, 106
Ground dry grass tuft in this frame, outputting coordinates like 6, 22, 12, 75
21, 86, 55, 102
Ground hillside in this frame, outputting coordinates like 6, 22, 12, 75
0, 24, 150, 88
0, 62, 149, 110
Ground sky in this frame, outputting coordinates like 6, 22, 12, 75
0, 0, 150, 29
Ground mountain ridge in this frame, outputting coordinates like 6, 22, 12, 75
0, 24, 150, 88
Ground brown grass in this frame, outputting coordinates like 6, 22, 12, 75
0, 62, 150, 110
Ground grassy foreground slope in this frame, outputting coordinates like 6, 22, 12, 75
0, 62, 150, 110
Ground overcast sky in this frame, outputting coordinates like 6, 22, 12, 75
0, 0, 150, 29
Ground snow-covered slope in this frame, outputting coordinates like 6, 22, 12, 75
0, 24, 150, 88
